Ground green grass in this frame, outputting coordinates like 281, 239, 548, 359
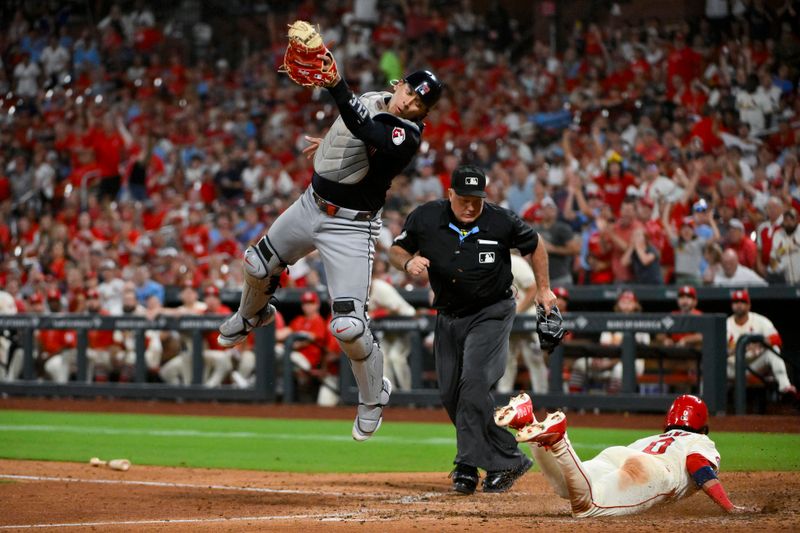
0, 410, 798, 473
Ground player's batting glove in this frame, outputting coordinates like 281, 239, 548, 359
279, 20, 339, 88
536, 304, 566, 352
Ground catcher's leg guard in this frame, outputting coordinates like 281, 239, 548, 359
329, 298, 391, 441
218, 237, 285, 347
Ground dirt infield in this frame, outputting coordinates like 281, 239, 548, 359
1, 398, 799, 531
0, 459, 797, 532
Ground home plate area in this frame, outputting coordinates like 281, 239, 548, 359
1, 460, 797, 532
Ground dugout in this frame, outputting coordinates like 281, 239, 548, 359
1, 285, 796, 414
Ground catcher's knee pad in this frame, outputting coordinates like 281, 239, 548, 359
238, 237, 285, 319
244, 237, 285, 283
329, 298, 373, 360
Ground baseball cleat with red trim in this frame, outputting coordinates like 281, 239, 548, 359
516, 411, 567, 446
494, 392, 536, 430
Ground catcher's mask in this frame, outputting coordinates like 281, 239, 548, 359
403, 70, 443, 110
664, 394, 709, 434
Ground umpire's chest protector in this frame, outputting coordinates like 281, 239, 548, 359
314, 91, 391, 184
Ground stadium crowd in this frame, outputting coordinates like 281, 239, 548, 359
0, 0, 799, 391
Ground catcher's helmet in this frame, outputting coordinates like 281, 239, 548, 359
403, 70, 443, 109
664, 394, 708, 434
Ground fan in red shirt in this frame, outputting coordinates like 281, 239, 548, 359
768, 120, 797, 153
634, 127, 668, 164
679, 80, 709, 115
584, 23, 605, 56
586, 226, 614, 284
688, 113, 726, 155
593, 152, 637, 215
211, 215, 242, 259
0, 174, 10, 202
87, 112, 126, 201
665, 33, 701, 98
725, 219, 757, 269
637, 197, 673, 283
181, 205, 211, 258
372, 13, 404, 46
141, 194, 170, 231
601, 198, 644, 282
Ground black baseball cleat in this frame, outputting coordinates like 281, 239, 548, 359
482, 455, 533, 493
449, 463, 479, 495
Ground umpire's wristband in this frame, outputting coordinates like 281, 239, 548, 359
403, 258, 413, 273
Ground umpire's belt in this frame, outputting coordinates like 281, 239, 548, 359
312, 191, 377, 221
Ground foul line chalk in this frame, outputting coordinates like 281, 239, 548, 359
0, 512, 366, 530
0, 474, 384, 498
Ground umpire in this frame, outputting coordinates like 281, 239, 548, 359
389, 165, 556, 494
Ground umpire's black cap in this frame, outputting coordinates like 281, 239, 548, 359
404, 70, 443, 109
451, 165, 487, 198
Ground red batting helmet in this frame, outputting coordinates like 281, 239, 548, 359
664, 394, 708, 433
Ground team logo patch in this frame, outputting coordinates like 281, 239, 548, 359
392, 127, 406, 145
417, 81, 431, 95
479, 252, 495, 264
465, 177, 479, 185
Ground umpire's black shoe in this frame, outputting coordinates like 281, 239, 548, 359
482, 456, 533, 493
449, 463, 479, 495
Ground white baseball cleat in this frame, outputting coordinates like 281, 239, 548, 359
516, 410, 567, 447
217, 304, 277, 347
352, 377, 392, 441
494, 392, 536, 430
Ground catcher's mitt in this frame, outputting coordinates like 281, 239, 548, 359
536, 304, 567, 352
279, 20, 339, 87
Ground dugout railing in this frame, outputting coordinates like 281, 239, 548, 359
733, 334, 795, 415
0, 312, 728, 413
0, 314, 277, 401
343, 312, 729, 415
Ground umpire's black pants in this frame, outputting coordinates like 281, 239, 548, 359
435, 297, 527, 472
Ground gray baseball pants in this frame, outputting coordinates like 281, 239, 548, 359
265, 186, 384, 403
267, 187, 381, 297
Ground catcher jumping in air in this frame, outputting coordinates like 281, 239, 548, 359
218, 21, 443, 441
495, 393, 759, 516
